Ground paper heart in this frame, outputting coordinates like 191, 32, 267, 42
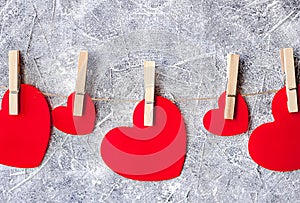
0, 84, 50, 168
203, 92, 249, 136
248, 85, 300, 171
100, 96, 186, 181
52, 92, 95, 135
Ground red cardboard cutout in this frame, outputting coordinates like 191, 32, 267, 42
101, 96, 186, 181
0, 84, 50, 168
52, 92, 95, 135
249, 85, 300, 171
203, 92, 249, 136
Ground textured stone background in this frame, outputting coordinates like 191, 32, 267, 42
0, 0, 300, 202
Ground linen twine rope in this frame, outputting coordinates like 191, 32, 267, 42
0, 85, 278, 103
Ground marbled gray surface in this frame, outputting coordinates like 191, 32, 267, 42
0, 0, 299, 202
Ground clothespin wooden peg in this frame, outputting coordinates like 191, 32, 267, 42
9, 50, 20, 115
73, 51, 88, 116
280, 48, 298, 113
144, 61, 155, 126
224, 54, 240, 120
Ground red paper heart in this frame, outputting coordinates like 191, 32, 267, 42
0, 84, 50, 168
100, 96, 186, 181
249, 85, 300, 171
203, 92, 249, 136
52, 92, 95, 135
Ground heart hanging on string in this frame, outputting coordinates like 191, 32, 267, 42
101, 96, 186, 181
203, 92, 249, 136
0, 84, 51, 168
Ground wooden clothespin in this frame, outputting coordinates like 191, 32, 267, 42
73, 51, 88, 116
280, 48, 298, 113
9, 50, 20, 115
224, 54, 240, 120
144, 61, 155, 126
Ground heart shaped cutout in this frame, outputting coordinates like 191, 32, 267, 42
0, 84, 50, 168
248, 85, 300, 171
52, 92, 96, 135
100, 96, 186, 181
203, 91, 249, 136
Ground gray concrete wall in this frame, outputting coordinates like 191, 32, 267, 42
0, 0, 299, 202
